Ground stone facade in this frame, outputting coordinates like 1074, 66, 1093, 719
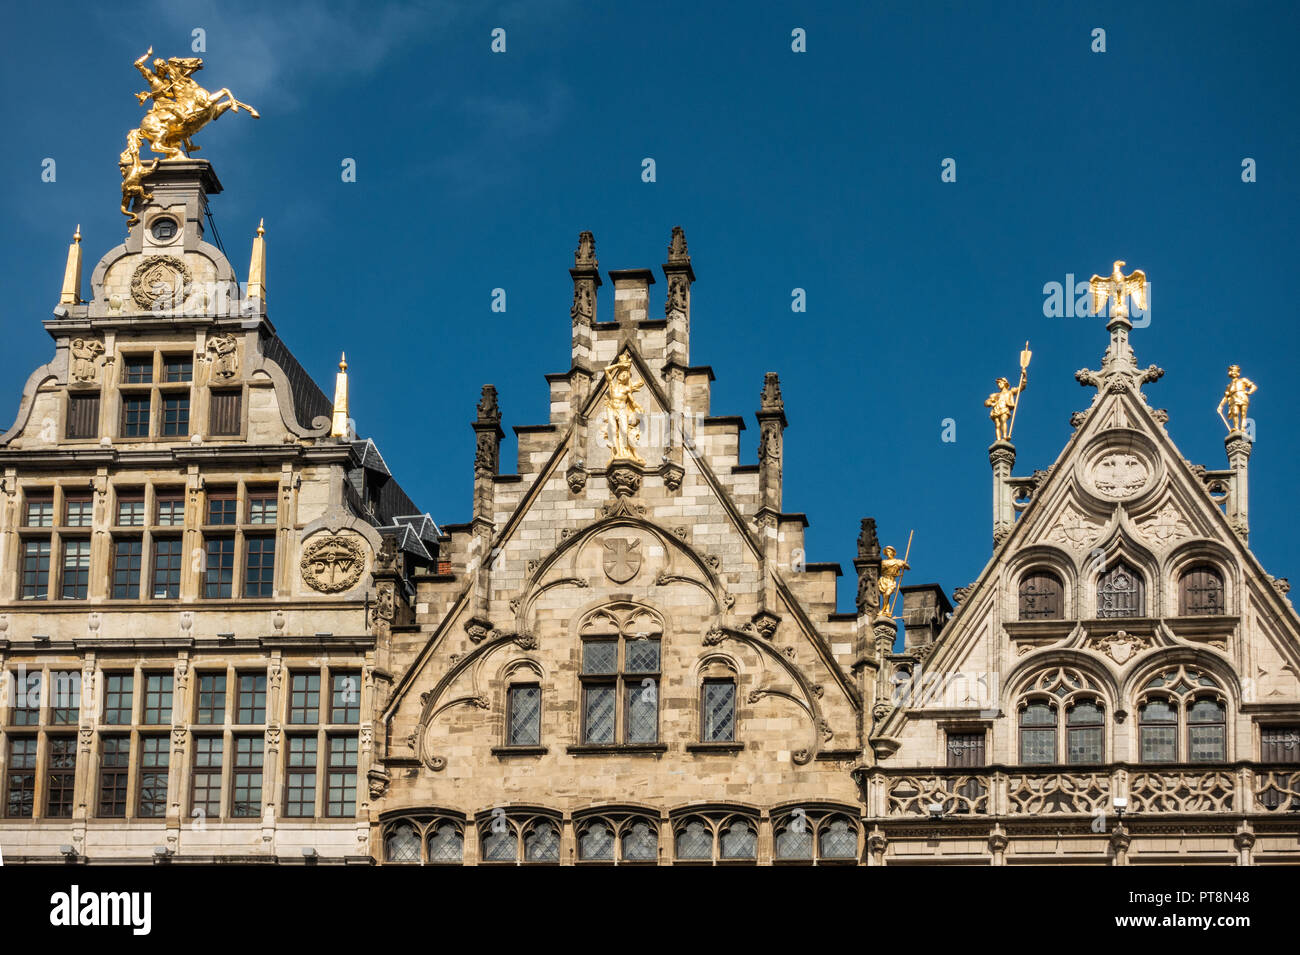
0, 161, 436, 863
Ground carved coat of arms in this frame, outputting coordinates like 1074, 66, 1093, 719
300, 535, 366, 593
1093, 453, 1148, 498
601, 538, 642, 583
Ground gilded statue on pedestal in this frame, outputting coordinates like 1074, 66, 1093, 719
1217, 364, 1257, 433
1089, 260, 1147, 321
601, 354, 645, 465
877, 532, 913, 617
985, 342, 1030, 443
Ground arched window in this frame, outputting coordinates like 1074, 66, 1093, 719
574, 812, 659, 864
1179, 564, 1225, 616
673, 812, 758, 864
384, 822, 420, 863
477, 812, 561, 865
1019, 570, 1064, 620
675, 817, 713, 861
578, 820, 615, 862
773, 809, 859, 864
426, 821, 464, 864
699, 658, 739, 743
718, 819, 757, 861
579, 604, 664, 745
1097, 561, 1145, 618
621, 819, 658, 862
1138, 666, 1227, 763
1017, 668, 1106, 765
523, 819, 561, 862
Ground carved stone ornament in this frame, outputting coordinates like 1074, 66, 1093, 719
131, 255, 193, 309
465, 616, 494, 644
205, 334, 239, 379
1049, 505, 1104, 550
608, 465, 642, 498
601, 537, 642, 583
69, 338, 105, 382
1089, 629, 1151, 665
299, 534, 367, 593
661, 461, 684, 492
1091, 452, 1150, 499
566, 462, 587, 494
1137, 503, 1192, 545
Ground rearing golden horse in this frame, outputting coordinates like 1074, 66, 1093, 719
132, 47, 259, 160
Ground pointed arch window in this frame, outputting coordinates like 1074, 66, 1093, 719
1019, 570, 1064, 620
1097, 561, 1144, 618
1017, 668, 1105, 765
1178, 564, 1225, 616
579, 604, 663, 746
1138, 666, 1227, 763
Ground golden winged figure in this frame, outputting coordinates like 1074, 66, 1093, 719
1089, 260, 1147, 320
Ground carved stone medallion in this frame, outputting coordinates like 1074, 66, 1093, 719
1049, 505, 1103, 550
1089, 629, 1151, 665
300, 534, 366, 592
1137, 503, 1192, 545
131, 255, 193, 309
1092, 453, 1149, 499
601, 538, 642, 583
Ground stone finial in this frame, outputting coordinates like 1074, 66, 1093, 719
60, 225, 83, 305
247, 217, 267, 304
476, 384, 501, 424
760, 372, 784, 414
857, 518, 881, 560
667, 225, 690, 264
330, 353, 350, 438
575, 230, 597, 268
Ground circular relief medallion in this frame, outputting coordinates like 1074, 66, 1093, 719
130, 255, 193, 309
1092, 452, 1149, 499
1078, 430, 1160, 504
300, 534, 367, 593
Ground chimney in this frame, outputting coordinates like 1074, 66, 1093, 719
900, 584, 953, 652
608, 268, 655, 345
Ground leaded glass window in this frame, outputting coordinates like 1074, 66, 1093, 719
524, 821, 560, 862
386, 823, 420, 863
506, 684, 541, 746
578, 604, 663, 745
1140, 700, 1178, 762
1188, 699, 1226, 762
1019, 702, 1057, 764
819, 817, 858, 860
719, 819, 756, 860
1066, 701, 1105, 764
481, 825, 517, 862
426, 822, 463, 863
579, 821, 615, 861
675, 818, 712, 860
775, 819, 813, 860
1138, 667, 1228, 763
702, 678, 736, 742
621, 820, 657, 862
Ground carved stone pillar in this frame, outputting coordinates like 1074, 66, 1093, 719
989, 440, 1016, 547
569, 231, 600, 407
662, 225, 694, 370
988, 826, 1009, 865
1234, 828, 1255, 866
1109, 825, 1131, 866
756, 373, 786, 515
1225, 433, 1252, 541
470, 386, 504, 632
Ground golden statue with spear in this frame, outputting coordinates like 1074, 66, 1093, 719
878, 531, 913, 617
985, 341, 1031, 442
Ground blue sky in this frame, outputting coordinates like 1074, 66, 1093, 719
2, 0, 1297, 611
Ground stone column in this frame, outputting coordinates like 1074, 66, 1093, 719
662, 226, 694, 370
1225, 433, 1252, 540
569, 231, 601, 408
468, 386, 503, 636
989, 440, 1016, 547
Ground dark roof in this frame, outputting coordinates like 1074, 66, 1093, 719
262, 334, 331, 430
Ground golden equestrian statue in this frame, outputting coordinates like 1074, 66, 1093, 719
1089, 260, 1147, 320
119, 47, 259, 222
1216, 364, 1257, 433
601, 353, 646, 465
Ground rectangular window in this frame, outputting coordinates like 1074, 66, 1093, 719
1262, 726, 1300, 763
191, 736, 223, 819
123, 356, 153, 384
50, 671, 80, 724
289, 672, 320, 724
163, 356, 193, 383
701, 679, 736, 743
236, 673, 266, 724
60, 539, 91, 599
116, 494, 146, 526
161, 395, 190, 436
45, 737, 77, 818
11, 670, 42, 725
63, 496, 94, 527
102, 673, 134, 725
624, 638, 660, 745
21, 540, 51, 599
137, 736, 169, 818
204, 536, 235, 598
142, 673, 173, 724
66, 392, 100, 439
947, 731, 986, 768
230, 736, 263, 817
151, 537, 182, 598
507, 684, 541, 746
209, 390, 242, 436
582, 684, 616, 745
24, 495, 55, 527
244, 536, 276, 597
284, 736, 318, 818
154, 494, 185, 526
5, 737, 37, 818
330, 672, 361, 724
247, 493, 278, 525
121, 396, 151, 437
206, 494, 237, 525
98, 736, 130, 817
112, 537, 143, 598
326, 736, 357, 817
195, 673, 227, 724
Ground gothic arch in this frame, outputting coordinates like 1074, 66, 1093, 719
1004, 650, 1120, 712
1003, 544, 1078, 619
1164, 539, 1237, 617
1084, 529, 1160, 619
